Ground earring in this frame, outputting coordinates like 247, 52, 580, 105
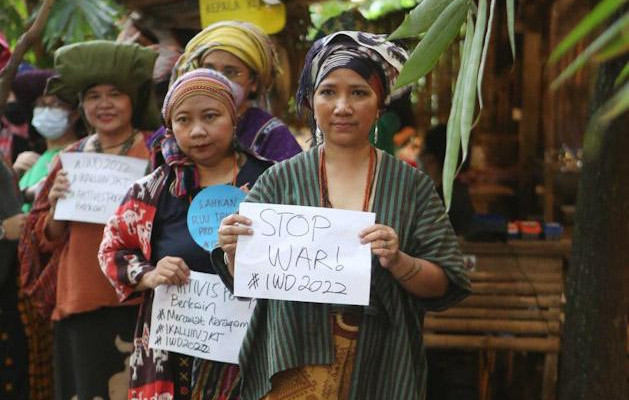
373, 123, 379, 144
315, 125, 324, 145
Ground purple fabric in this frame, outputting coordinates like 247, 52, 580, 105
235, 107, 302, 161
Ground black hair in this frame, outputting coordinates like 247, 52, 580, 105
423, 123, 471, 171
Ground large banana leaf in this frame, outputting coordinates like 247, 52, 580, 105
36, 0, 122, 51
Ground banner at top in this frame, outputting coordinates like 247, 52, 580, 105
199, 0, 286, 34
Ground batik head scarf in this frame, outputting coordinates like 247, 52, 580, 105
296, 31, 409, 123
171, 21, 279, 99
46, 40, 160, 130
160, 68, 244, 197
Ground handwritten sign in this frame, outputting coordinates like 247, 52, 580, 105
199, 0, 286, 34
188, 185, 247, 251
149, 271, 255, 363
55, 152, 148, 224
234, 203, 375, 305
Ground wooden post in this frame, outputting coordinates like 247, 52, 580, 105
518, 3, 545, 218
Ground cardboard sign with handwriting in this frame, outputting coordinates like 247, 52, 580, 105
56, 152, 147, 224
149, 271, 255, 363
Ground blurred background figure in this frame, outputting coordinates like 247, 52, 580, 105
0, 157, 28, 400
116, 11, 183, 110
19, 90, 84, 212
419, 124, 475, 235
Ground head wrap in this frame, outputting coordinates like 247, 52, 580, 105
46, 40, 160, 130
297, 31, 409, 117
12, 69, 56, 110
162, 68, 243, 128
172, 21, 279, 95
160, 69, 243, 198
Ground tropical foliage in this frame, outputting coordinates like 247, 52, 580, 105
390, 0, 516, 211
549, 0, 628, 128
0, 0, 123, 64
310, 0, 421, 31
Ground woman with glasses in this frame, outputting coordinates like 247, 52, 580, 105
164, 21, 302, 162
215, 31, 470, 399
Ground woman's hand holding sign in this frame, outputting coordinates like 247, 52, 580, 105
218, 214, 253, 276
359, 224, 401, 268
139, 256, 191, 290
360, 223, 450, 298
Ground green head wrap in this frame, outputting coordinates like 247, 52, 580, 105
47, 40, 160, 130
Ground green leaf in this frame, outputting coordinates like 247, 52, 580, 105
460, 0, 488, 166
389, 0, 449, 40
395, 0, 469, 88
549, 0, 628, 64
551, 13, 629, 90
506, 0, 516, 60
443, 10, 475, 211
614, 62, 629, 87
593, 34, 629, 63
477, 0, 497, 111
599, 80, 629, 122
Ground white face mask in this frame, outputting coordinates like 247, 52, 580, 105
31, 107, 71, 139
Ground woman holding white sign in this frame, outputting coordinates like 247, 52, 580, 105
216, 31, 471, 400
99, 69, 272, 400
19, 41, 157, 400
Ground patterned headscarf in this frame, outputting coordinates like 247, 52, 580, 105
171, 21, 279, 96
160, 69, 243, 198
162, 68, 244, 128
297, 31, 409, 116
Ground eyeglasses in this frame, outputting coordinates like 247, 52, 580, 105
202, 64, 245, 81
34, 100, 70, 109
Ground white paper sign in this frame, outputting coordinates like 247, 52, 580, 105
149, 271, 255, 363
55, 152, 148, 224
235, 203, 376, 305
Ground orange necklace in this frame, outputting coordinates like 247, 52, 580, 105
318, 146, 377, 212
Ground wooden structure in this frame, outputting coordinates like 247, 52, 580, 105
119, 0, 592, 223
424, 240, 570, 400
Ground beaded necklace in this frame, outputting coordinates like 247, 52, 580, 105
93, 131, 137, 155
318, 145, 377, 212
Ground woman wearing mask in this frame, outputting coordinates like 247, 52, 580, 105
216, 32, 470, 399
163, 21, 302, 162
19, 40, 159, 400
99, 69, 272, 400
19, 93, 82, 212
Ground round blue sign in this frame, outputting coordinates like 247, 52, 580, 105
187, 184, 247, 251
